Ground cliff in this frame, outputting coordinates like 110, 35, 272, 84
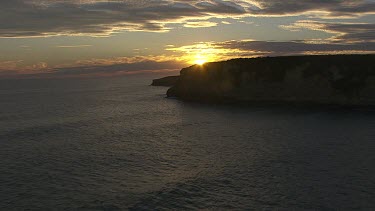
167, 55, 375, 106
151, 76, 179, 87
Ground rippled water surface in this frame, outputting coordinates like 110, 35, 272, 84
1, 74, 375, 210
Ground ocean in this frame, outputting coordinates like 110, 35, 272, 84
0, 73, 374, 210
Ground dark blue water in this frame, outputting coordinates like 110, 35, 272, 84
1, 74, 375, 210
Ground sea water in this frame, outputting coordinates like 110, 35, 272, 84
1, 74, 374, 210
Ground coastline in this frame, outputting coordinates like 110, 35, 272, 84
163, 55, 375, 106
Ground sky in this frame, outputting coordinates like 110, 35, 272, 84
0, 0, 374, 78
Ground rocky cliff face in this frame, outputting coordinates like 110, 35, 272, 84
167, 55, 375, 106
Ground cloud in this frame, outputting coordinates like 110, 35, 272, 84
0, 0, 246, 38
281, 21, 375, 43
0, 60, 51, 76
183, 21, 218, 28
0, 60, 50, 72
53, 60, 182, 76
0, 0, 373, 38
214, 40, 375, 56
246, 0, 375, 18
170, 39, 375, 60
55, 45, 92, 48
0, 60, 24, 71
0, 55, 185, 78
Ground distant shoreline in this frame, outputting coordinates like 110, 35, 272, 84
151, 75, 179, 87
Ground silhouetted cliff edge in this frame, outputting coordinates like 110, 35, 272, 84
167, 55, 375, 106
151, 76, 179, 87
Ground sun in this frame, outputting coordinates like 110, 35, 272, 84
177, 43, 219, 65
195, 59, 207, 65
194, 54, 208, 65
